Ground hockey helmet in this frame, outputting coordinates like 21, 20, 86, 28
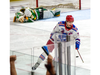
66, 15, 74, 22
25, 9, 32, 17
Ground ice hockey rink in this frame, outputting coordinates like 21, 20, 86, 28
10, 0, 90, 75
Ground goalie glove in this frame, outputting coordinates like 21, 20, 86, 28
18, 16, 24, 23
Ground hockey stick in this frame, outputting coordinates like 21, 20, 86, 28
77, 50, 84, 63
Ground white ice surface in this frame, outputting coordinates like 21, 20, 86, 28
10, 0, 91, 74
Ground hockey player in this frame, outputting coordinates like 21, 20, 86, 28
13, 7, 60, 23
32, 15, 80, 70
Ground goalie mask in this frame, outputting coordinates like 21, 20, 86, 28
25, 9, 32, 17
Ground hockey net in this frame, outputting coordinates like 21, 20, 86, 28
29, 0, 80, 9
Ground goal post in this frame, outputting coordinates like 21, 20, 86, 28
79, 0, 81, 10
36, 0, 38, 7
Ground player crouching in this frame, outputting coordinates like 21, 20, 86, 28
32, 15, 80, 70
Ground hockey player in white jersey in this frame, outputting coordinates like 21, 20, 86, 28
32, 15, 80, 70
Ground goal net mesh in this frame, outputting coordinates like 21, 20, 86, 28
29, 0, 79, 9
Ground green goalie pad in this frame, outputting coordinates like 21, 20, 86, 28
54, 11, 60, 17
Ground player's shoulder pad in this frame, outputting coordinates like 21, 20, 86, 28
58, 21, 65, 24
72, 24, 78, 32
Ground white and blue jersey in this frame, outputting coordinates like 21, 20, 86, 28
50, 21, 80, 50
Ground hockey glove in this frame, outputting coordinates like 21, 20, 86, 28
75, 41, 80, 50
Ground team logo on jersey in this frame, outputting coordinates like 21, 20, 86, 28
68, 32, 73, 35
61, 28, 64, 33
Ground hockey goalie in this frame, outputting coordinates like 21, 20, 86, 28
13, 7, 60, 23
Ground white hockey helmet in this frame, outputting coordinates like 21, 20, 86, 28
25, 9, 31, 17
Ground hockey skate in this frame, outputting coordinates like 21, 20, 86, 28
32, 62, 40, 70
32, 46, 49, 70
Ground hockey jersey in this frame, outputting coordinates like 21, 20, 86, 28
50, 21, 80, 50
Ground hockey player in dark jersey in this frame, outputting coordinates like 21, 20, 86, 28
32, 15, 80, 70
